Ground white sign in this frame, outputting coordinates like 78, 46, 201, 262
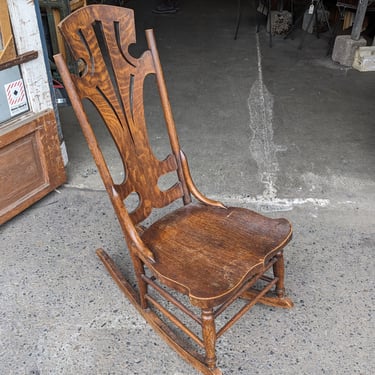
5, 78, 28, 116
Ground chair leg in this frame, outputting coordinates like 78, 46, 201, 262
272, 252, 294, 308
241, 253, 293, 308
202, 308, 217, 371
130, 252, 149, 309
273, 252, 286, 298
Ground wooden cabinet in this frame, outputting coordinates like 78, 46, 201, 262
0, 0, 67, 225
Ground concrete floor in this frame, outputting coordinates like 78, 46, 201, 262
1, 0, 374, 374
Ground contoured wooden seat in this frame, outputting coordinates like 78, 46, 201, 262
54, 5, 293, 374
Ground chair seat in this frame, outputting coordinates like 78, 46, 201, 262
142, 203, 292, 307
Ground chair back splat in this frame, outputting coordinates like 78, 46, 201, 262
54, 5, 294, 374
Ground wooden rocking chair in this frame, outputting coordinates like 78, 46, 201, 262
54, 5, 293, 374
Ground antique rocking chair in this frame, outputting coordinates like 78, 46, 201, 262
54, 5, 293, 374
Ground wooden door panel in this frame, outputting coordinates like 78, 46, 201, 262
0, 131, 47, 211
0, 109, 66, 225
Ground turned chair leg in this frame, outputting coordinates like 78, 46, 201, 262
202, 308, 217, 370
273, 252, 286, 298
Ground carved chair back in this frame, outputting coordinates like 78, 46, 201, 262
57, 6, 190, 226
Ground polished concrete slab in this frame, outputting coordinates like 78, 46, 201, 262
1, 0, 374, 374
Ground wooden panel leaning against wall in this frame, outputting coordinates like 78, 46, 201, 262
0, 0, 66, 225
0, 110, 66, 225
